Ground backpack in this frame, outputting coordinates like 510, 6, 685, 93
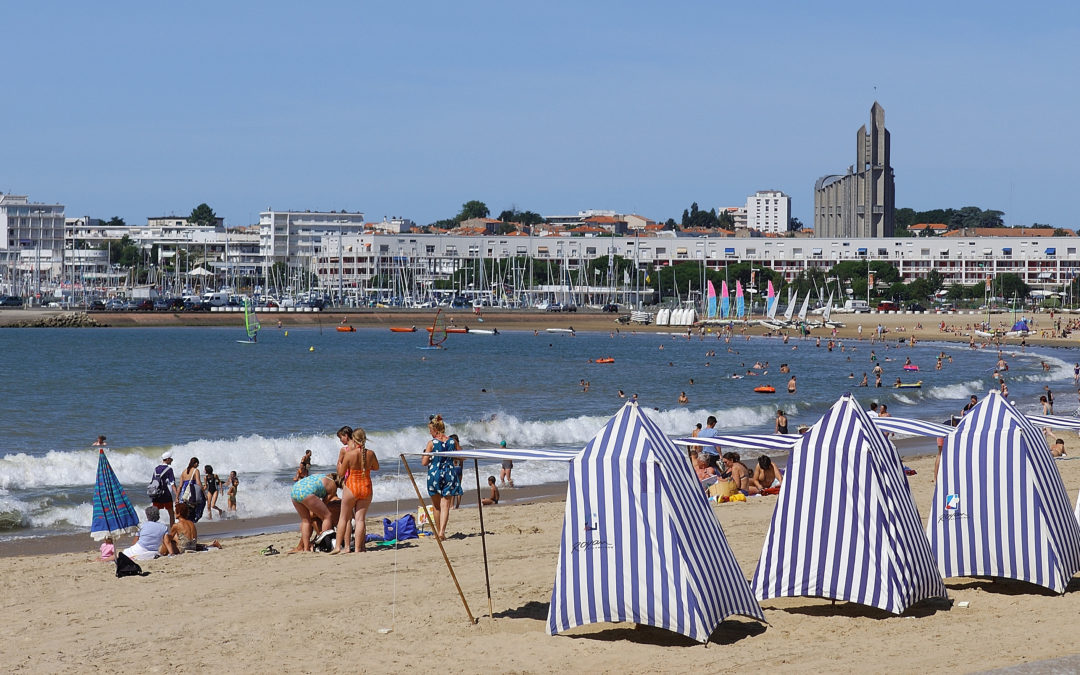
147, 466, 170, 502
115, 552, 144, 578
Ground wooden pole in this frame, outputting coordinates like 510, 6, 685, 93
474, 458, 494, 619
400, 454, 476, 625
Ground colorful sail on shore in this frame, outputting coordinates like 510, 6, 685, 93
735, 280, 745, 318
766, 280, 776, 318
720, 281, 730, 319
706, 281, 717, 319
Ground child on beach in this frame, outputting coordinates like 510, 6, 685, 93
204, 464, 225, 520
97, 536, 115, 562
227, 472, 238, 512
482, 476, 500, 505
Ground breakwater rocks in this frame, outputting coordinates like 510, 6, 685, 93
1, 312, 108, 328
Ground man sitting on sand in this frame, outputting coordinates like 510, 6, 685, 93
1051, 438, 1067, 458
750, 456, 783, 492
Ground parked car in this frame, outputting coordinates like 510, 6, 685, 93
907, 303, 927, 312
563, 304, 578, 312
105, 299, 126, 311
89, 299, 107, 311
133, 299, 154, 311
602, 303, 619, 313
0, 295, 23, 308
546, 302, 563, 312
876, 301, 898, 312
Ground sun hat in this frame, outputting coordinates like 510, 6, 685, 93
161, 451, 173, 461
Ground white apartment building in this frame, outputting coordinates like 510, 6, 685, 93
745, 190, 790, 234
311, 232, 1080, 296
259, 209, 367, 268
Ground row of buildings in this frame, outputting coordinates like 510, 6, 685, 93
1, 193, 1074, 303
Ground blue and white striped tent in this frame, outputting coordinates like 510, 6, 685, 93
549, 401, 764, 641
927, 390, 1080, 593
753, 394, 948, 613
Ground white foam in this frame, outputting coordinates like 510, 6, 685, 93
924, 379, 985, 401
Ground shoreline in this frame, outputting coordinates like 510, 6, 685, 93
1, 306, 1076, 349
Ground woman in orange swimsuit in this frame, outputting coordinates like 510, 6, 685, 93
334, 427, 379, 554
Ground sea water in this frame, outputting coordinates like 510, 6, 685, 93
0, 324, 1073, 540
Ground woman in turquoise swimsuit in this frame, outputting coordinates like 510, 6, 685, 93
290, 473, 338, 552
421, 414, 461, 540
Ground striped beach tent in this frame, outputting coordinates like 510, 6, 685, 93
549, 401, 764, 641
753, 394, 947, 613
927, 390, 1080, 593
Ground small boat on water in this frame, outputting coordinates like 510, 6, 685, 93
593, 357, 615, 364
546, 328, 575, 334
336, 325, 356, 332
895, 381, 923, 389
903, 364, 919, 371
426, 326, 467, 334
389, 326, 417, 333
754, 386, 776, 394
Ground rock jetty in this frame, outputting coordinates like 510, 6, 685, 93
1, 312, 108, 328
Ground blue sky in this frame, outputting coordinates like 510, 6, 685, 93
2, 2, 1078, 229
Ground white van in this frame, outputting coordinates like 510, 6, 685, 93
201, 291, 230, 307
843, 299, 870, 313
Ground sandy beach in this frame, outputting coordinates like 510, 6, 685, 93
2, 449, 1078, 673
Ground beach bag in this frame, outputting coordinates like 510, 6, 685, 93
147, 467, 170, 502
383, 514, 418, 541
708, 479, 738, 500
115, 552, 143, 578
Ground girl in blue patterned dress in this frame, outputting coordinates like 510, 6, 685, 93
421, 414, 461, 540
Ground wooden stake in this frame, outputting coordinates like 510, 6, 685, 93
474, 458, 494, 619
400, 454, 476, 625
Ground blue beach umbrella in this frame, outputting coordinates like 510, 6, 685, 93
90, 448, 140, 541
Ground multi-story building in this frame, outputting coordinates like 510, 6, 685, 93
814, 102, 895, 238
259, 209, 367, 269
312, 231, 1080, 301
0, 193, 66, 294
745, 190, 791, 234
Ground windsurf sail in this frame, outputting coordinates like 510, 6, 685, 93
766, 280, 777, 320
822, 292, 833, 324
428, 308, 447, 349
243, 299, 260, 341
735, 280, 745, 318
706, 280, 717, 319
720, 281, 730, 319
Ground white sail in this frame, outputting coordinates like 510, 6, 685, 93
767, 287, 780, 321
822, 292, 833, 324
783, 290, 798, 323
797, 292, 810, 323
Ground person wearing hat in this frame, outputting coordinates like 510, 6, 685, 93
151, 451, 179, 525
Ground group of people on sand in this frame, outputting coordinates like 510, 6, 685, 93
115, 503, 223, 562
289, 414, 503, 553
287, 425, 380, 554
147, 449, 238, 526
